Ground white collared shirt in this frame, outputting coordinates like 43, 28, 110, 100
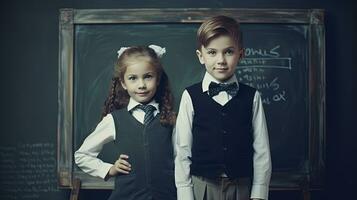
174, 72, 272, 200
74, 98, 160, 179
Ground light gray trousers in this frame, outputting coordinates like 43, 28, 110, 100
192, 176, 251, 200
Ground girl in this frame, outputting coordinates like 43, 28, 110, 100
75, 45, 177, 200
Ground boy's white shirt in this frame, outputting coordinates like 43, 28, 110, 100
174, 72, 272, 200
74, 98, 160, 179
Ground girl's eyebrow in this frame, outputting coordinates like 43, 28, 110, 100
126, 72, 155, 77
143, 71, 155, 75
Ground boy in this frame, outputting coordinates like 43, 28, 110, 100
174, 16, 272, 200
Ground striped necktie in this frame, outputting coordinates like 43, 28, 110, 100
136, 104, 156, 125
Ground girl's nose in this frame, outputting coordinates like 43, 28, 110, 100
138, 79, 146, 89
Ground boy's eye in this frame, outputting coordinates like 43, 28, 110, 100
207, 50, 216, 56
225, 49, 234, 55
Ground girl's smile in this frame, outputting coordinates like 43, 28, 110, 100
136, 91, 150, 96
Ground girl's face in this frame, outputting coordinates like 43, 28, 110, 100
121, 58, 159, 104
196, 35, 243, 82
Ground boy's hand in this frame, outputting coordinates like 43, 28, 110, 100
108, 154, 131, 177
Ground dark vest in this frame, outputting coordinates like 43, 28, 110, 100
107, 109, 176, 200
187, 82, 255, 179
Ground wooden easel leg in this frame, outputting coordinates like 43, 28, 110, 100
70, 178, 81, 200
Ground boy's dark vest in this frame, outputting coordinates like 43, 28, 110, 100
107, 109, 176, 200
187, 82, 255, 179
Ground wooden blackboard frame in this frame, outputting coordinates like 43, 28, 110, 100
58, 8, 325, 191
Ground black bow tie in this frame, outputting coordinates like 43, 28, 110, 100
208, 82, 239, 97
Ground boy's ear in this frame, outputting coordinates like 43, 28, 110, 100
239, 48, 244, 58
120, 80, 127, 90
196, 49, 205, 65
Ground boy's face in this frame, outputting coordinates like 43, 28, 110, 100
196, 35, 243, 82
121, 58, 159, 104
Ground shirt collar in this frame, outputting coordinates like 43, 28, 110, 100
202, 72, 239, 92
127, 98, 160, 112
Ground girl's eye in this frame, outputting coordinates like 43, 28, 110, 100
144, 74, 153, 79
128, 76, 136, 81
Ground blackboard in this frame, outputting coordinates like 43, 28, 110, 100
58, 8, 325, 190
0, 143, 62, 199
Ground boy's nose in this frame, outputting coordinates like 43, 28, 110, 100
217, 53, 226, 64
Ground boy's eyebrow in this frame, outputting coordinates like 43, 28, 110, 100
205, 46, 236, 50
205, 48, 216, 51
204, 48, 217, 52
222, 46, 236, 50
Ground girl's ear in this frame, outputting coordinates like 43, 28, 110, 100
196, 49, 205, 64
155, 72, 161, 88
120, 80, 127, 90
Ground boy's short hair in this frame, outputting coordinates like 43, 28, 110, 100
197, 15, 242, 50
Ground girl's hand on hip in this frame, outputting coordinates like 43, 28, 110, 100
108, 154, 131, 177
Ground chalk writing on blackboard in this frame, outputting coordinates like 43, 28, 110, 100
0, 143, 59, 199
244, 45, 281, 58
237, 45, 291, 105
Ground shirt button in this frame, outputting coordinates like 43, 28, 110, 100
223, 147, 228, 151
221, 130, 227, 134
221, 112, 227, 116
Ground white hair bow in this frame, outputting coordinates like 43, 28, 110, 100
117, 47, 129, 58
148, 44, 166, 58
117, 44, 166, 58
